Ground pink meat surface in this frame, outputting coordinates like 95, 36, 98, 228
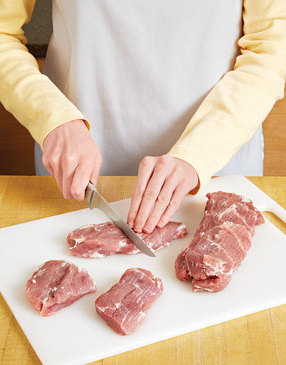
67, 221, 187, 258
95, 268, 163, 335
26, 260, 96, 316
175, 192, 264, 292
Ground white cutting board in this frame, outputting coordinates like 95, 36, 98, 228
0, 175, 286, 365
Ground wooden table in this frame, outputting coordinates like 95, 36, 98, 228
0, 176, 285, 365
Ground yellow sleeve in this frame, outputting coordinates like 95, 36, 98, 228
0, 0, 89, 148
168, 0, 286, 191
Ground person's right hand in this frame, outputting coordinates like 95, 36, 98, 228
42, 119, 102, 201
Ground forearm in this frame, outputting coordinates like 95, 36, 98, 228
168, 0, 286, 190
0, 35, 88, 147
0, 0, 89, 148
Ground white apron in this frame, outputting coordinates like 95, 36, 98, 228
35, 0, 264, 177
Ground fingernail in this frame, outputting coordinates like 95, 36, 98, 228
128, 220, 134, 228
143, 226, 151, 234
134, 226, 142, 233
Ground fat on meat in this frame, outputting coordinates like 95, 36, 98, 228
67, 221, 187, 258
175, 192, 264, 292
95, 268, 163, 335
26, 260, 96, 316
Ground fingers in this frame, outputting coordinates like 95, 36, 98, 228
143, 174, 179, 233
127, 157, 156, 228
42, 153, 65, 197
62, 168, 75, 199
70, 163, 91, 200
71, 157, 102, 201
157, 185, 187, 228
41, 119, 103, 201
128, 155, 199, 233
43, 153, 102, 201
90, 156, 102, 187
52, 165, 64, 197
132, 168, 167, 233
60, 154, 79, 199
42, 157, 54, 177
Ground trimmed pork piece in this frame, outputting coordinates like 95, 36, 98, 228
175, 192, 264, 292
95, 268, 163, 335
67, 221, 187, 258
26, 260, 96, 316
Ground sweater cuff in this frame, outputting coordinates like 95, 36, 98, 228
36, 111, 90, 149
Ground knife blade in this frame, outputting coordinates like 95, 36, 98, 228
85, 182, 155, 257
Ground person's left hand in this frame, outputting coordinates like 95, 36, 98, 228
127, 155, 198, 233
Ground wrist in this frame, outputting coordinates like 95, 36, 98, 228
43, 119, 89, 150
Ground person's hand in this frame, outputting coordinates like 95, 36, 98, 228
127, 155, 198, 233
42, 119, 102, 200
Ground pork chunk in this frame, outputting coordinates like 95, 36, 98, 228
175, 192, 264, 292
95, 268, 163, 335
67, 221, 187, 258
26, 260, 96, 316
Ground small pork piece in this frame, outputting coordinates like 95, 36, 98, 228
67, 221, 187, 258
175, 192, 265, 292
26, 260, 96, 316
95, 268, 163, 335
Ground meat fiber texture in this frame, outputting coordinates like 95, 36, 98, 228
67, 221, 187, 258
26, 260, 96, 316
175, 191, 265, 293
95, 268, 163, 335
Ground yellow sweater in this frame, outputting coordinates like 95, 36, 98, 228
0, 0, 286, 189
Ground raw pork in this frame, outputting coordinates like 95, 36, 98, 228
67, 221, 187, 258
26, 260, 96, 316
95, 268, 163, 335
175, 192, 265, 292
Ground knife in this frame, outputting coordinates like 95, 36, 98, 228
85, 182, 155, 257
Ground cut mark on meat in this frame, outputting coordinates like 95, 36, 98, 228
175, 191, 265, 292
95, 268, 163, 335
67, 221, 187, 258
26, 260, 96, 316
